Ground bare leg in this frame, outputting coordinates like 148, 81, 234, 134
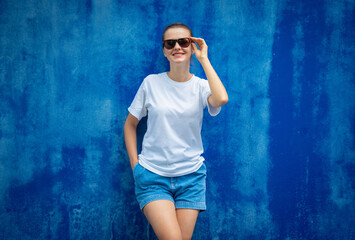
176, 209, 200, 240
143, 200, 182, 240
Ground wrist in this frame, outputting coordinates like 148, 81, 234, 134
131, 160, 138, 170
199, 57, 211, 66
130, 156, 139, 166
199, 57, 211, 68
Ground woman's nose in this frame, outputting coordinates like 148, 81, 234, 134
173, 42, 182, 49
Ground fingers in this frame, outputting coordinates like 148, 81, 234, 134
190, 37, 208, 60
190, 37, 204, 42
191, 41, 198, 51
190, 37, 207, 48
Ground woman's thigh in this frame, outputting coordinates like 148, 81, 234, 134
176, 208, 200, 240
143, 200, 182, 240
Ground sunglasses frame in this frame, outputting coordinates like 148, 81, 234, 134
162, 38, 192, 49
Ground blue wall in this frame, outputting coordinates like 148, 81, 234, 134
0, 0, 354, 239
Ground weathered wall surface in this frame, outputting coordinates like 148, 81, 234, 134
0, 0, 354, 239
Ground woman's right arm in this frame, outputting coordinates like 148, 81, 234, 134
124, 113, 140, 170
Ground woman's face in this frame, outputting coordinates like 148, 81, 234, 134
163, 28, 193, 64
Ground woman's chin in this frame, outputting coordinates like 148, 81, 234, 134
169, 57, 189, 64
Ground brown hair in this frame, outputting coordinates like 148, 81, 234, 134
162, 23, 193, 42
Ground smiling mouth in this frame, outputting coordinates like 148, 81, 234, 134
173, 53, 184, 56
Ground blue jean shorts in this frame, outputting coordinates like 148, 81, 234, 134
133, 162, 207, 211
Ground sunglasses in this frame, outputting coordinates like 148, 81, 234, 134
162, 38, 192, 49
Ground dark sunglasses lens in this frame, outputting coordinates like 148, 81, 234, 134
178, 38, 190, 48
165, 40, 176, 49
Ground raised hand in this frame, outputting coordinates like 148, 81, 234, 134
190, 37, 208, 62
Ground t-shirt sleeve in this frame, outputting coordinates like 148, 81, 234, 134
128, 80, 147, 121
200, 79, 221, 116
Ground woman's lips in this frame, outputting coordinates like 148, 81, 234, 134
173, 53, 184, 57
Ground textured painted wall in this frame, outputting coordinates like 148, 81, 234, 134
0, 0, 354, 239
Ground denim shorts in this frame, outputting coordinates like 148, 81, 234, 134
133, 162, 207, 211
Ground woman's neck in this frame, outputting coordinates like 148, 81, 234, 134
168, 62, 192, 82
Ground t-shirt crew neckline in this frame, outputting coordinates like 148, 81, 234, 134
164, 72, 195, 86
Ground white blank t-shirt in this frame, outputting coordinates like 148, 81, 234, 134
128, 72, 221, 177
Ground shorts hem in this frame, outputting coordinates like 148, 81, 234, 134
139, 194, 174, 211
175, 201, 206, 212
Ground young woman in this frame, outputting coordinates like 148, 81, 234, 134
124, 23, 228, 240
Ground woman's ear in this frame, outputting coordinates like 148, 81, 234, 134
191, 42, 196, 54
163, 48, 167, 57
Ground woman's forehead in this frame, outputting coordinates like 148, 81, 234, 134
164, 28, 191, 40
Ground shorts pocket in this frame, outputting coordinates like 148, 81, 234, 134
133, 163, 145, 181
133, 162, 140, 173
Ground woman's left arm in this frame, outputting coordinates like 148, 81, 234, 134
191, 37, 229, 107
